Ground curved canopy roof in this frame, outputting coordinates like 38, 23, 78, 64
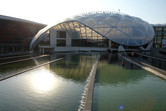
30, 12, 154, 50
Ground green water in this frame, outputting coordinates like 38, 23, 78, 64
0, 53, 97, 111
1, 53, 166, 111
93, 53, 166, 111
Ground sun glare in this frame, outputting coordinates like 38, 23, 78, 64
31, 68, 56, 93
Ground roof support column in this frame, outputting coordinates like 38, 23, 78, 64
109, 40, 111, 49
66, 32, 71, 47
50, 28, 57, 47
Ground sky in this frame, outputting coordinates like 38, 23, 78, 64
0, 0, 165, 25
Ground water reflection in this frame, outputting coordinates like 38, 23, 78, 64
0, 53, 98, 111
30, 68, 56, 93
50, 54, 97, 82
0, 56, 50, 78
93, 53, 166, 111
0, 53, 67, 79
96, 53, 146, 85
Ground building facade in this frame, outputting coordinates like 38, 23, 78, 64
153, 25, 166, 48
0, 15, 46, 56
30, 12, 155, 53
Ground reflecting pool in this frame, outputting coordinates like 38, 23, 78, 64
1, 52, 166, 111
0, 53, 97, 111
93, 53, 166, 111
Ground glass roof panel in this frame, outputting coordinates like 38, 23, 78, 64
30, 12, 155, 50
83, 18, 96, 27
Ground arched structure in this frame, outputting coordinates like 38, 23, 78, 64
30, 12, 154, 52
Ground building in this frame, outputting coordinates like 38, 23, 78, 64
152, 24, 166, 54
0, 15, 46, 56
153, 25, 166, 48
30, 12, 155, 53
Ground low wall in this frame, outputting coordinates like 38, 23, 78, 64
78, 55, 100, 111
54, 47, 107, 52
121, 54, 166, 80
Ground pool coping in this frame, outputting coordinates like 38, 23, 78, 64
78, 55, 100, 111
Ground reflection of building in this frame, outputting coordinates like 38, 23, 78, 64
97, 53, 146, 84
49, 54, 97, 81
30, 12, 154, 53
0, 15, 46, 56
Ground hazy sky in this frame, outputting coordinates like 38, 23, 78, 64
0, 0, 165, 25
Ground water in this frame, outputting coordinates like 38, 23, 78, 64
137, 51, 166, 70
0, 53, 97, 111
0, 55, 51, 77
1, 52, 166, 111
93, 53, 166, 111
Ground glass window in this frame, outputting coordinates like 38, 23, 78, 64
71, 39, 78, 47
57, 40, 66, 46
164, 35, 166, 39
73, 22, 80, 28
69, 22, 74, 30
57, 31, 66, 38
57, 25, 62, 30
156, 27, 162, 31
163, 27, 166, 31
71, 38, 108, 48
